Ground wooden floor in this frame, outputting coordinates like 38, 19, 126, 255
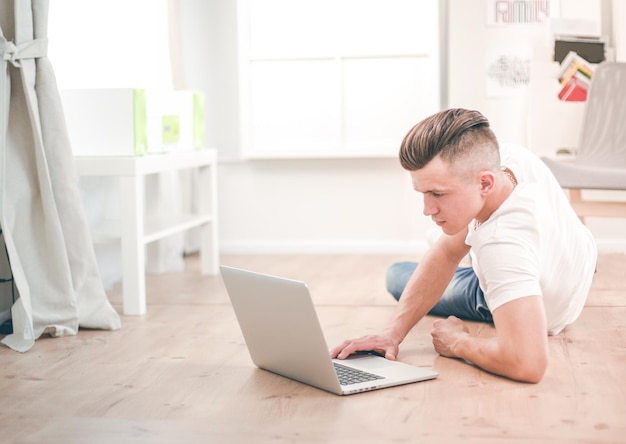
1, 253, 625, 443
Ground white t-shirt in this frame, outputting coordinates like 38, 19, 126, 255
465, 144, 597, 335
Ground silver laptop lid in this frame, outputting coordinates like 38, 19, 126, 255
220, 265, 342, 394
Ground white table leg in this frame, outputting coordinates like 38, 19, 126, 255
119, 175, 146, 315
198, 163, 219, 275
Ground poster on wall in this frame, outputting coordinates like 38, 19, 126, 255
486, 48, 532, 97
487, 0, 551, 26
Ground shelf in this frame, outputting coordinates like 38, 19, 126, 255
143, 214, 213, 244
74, 149, 219, 316
90, 214, 214, 245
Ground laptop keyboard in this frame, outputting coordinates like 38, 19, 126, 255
333, 362, 385, 386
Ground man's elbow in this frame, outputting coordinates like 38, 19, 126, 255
513, 353, 548, 384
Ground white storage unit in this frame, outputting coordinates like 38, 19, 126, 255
74, 149, 219, 315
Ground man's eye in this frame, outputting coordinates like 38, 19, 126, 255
432, 192, 444, 198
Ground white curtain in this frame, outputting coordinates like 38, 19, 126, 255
0, 0, 120, 352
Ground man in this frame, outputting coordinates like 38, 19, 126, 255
330, 108, 597, 383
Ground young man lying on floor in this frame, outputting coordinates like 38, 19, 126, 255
331, 108, 597, 383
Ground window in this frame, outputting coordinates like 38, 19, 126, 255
238, 0, 441, 158
48, 0, 171, 90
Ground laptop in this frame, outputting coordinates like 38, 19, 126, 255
220, 265, 438, 396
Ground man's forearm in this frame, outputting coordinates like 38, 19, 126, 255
431, 296, 549, 383
384, 244, 463, 344
452, 335, 545, 383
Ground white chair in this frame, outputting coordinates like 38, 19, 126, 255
542, 62, 626, 223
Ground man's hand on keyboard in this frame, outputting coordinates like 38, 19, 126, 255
330, 334, 400, 361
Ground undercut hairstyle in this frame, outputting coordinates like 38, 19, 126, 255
399, 108, 500, 175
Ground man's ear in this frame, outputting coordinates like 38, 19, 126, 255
479, 170, 496, 195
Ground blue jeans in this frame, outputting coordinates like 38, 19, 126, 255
386, 261, 493, 323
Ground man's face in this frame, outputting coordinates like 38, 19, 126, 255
410, 156, 484, 235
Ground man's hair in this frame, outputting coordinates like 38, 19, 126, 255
399, 108, 500, 173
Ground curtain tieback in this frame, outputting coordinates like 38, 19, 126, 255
0, 37, 48, 68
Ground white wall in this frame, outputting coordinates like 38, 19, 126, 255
217, 158, 429, 254
175, 0, 623, 254
614, 0, 626, 61
50, 0, 626, 258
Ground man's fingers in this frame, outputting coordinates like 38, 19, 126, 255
384, 350, 397, 361
329, 340, 352, 358
331, 335, 400, 361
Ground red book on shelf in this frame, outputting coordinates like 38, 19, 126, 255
558, 76, 588, 101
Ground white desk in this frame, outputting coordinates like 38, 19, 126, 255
74, 149, 219, 315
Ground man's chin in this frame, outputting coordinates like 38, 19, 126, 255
440, 225, 463, 236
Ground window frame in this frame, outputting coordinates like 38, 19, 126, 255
237, 0, 444, 159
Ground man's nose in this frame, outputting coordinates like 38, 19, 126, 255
423, 196, 438, 216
